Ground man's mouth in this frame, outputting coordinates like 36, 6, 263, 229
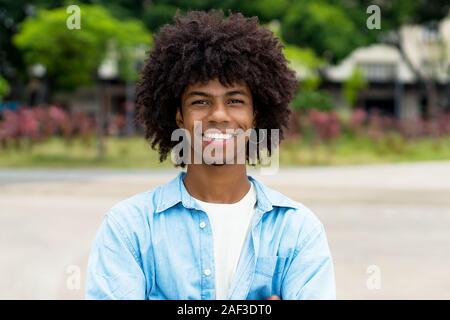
202, 132, 235, 141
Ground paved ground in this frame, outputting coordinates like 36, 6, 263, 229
1, 161, 449, 299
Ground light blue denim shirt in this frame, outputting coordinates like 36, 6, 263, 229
85, 171, 336, 300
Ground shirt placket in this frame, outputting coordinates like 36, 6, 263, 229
197, 209, 216, 300
227, 207, 265, 300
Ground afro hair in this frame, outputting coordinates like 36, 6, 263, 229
136, 9, 298, 166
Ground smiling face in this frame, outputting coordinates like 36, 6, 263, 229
176, 78, 255, 166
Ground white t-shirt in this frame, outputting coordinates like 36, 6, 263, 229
192, 181, 257, 300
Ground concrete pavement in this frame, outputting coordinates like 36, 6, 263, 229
1, 161, 449, 299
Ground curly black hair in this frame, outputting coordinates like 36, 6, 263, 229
136, 9, 298, 166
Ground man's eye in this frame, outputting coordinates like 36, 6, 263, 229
192, 100, 209, 105
228, 99, 244, 105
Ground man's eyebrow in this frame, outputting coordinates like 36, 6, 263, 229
184, 90, 249, 98
184, 91, 212, 98
225, 90, 249, 97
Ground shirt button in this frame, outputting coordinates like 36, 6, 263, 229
204, 269, 211, 276
199, 221, 206, 229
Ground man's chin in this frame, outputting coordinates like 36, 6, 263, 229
204, 159, 234, 166
204, 156, 246, 166
205, 159, 227, 166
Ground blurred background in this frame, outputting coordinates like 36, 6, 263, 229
0, 0, 449, 299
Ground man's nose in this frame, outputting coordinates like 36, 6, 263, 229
208, 100, 231, 123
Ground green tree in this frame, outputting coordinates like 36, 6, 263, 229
233, 0, 290, 23
0, 75, 10, 102
280, 0, 450, 63
291, 90, 334, 113
142, 3, 179, 32
283, 44, 324, 91
343, 67, 368, 109
13, 4, 152, 91
281, 1, 363, 63
266, 21, 324, 91
266, 20, 331, 112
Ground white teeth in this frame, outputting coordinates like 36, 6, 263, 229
203, 133, 233, 140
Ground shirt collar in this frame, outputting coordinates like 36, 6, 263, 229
155, 171, 300, 214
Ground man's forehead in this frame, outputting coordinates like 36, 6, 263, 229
183, 78, 249, 95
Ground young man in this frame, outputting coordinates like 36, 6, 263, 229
86, 10, 335, 300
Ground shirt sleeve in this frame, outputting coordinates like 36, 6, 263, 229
85, 213, 146, 299
281, 223, 336, 300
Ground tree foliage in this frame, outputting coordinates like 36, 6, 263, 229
281, 1, 364, 63
13, 4, 152, 90
0, 75, 10, 101
2, 0, 449, 96
343, 67, 368, 108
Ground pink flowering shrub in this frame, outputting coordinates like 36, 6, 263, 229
0, 105, 95, 148
289, 106, 450, 145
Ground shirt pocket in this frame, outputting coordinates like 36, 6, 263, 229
247, 256, 288, 299
254, 256, 287, 277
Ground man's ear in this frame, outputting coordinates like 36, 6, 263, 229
176, 108, 184, 128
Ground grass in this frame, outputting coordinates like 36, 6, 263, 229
0, 137, 168, 168
1, 134, 450, 168
280, 134, 450, 166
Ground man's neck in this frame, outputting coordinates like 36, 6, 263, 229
183, 164, 250, 204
